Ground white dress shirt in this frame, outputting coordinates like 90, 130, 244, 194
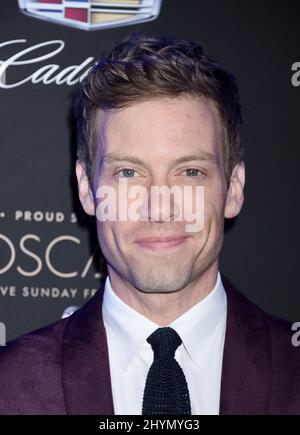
102, 272, 227, 415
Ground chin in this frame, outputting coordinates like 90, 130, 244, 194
127, 264, 194, 294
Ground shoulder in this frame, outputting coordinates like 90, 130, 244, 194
221, 273, 295, 344
0, 286, 105, 414
0, 316, 67, 365
222, 274, 300, 412
0, 317, 68, 414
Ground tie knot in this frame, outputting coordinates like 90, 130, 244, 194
147, 327, 182, 359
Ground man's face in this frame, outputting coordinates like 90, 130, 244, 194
77, 96, 245, 294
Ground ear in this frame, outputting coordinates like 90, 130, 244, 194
224, 161, 246, 219
75, 160, 95, 216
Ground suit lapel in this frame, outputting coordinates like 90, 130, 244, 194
219, 275, 272, 415
62, 283, 115, 415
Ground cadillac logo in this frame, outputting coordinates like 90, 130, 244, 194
18, 0, 163, 31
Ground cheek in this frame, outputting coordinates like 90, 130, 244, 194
97, 220, 134, 253
203, 188, 226, 229
95, 219, 116, 253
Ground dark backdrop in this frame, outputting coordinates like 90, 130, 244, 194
0, 0, 299, 341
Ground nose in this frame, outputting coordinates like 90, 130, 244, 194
140, 178, 182, 224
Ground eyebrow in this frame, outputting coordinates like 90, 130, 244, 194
101, 152, 219, 167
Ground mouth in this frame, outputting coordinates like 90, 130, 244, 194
135, 235, 190, 251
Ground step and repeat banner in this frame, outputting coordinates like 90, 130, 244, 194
0, 0, 300, 341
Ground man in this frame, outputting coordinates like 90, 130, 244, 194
0, 32, 299, 415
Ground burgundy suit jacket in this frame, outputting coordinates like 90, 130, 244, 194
0, 275, 299, 415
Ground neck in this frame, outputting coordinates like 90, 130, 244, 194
106, 262, 219, 326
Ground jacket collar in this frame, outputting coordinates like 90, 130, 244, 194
219, 274, 272, 415
62, 275, 271, 415
62, 282, 115, 415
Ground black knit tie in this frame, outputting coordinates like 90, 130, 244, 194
142, 327, 191, 415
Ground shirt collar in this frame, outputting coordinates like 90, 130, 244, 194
102, 272, 227, 370
169, 272, 227, 367
102, 278, 158, 370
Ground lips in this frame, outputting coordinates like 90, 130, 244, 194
135, 235, 190, 250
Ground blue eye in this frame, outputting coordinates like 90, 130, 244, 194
118, 169, 137, 178
184, 169, 202, 177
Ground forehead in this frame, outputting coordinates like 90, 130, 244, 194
95, 96, 223, 161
